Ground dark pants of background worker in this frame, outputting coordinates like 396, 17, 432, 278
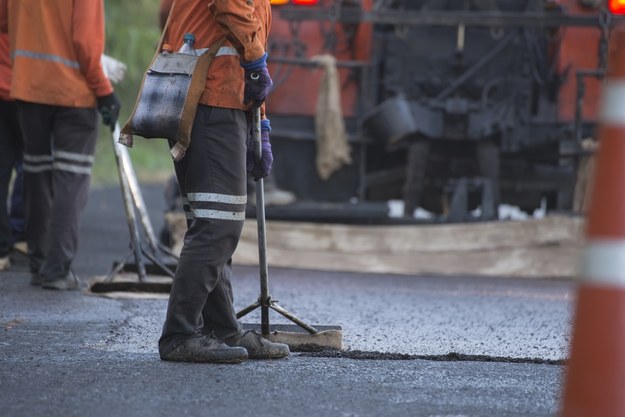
17, 102, 98, 281
0, 99, 24, 258
159, 105, 247, 356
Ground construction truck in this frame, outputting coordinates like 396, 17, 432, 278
260, 0, 624, 223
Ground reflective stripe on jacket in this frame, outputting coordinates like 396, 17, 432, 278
0, 0, 112, 107
163, 0, 271, 111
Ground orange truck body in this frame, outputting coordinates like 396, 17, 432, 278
262, 0, 624, 221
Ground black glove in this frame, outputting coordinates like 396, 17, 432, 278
96, 92, 121, 131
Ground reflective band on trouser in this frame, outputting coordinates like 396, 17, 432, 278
24, 153, 53, 163
187, 192, 247, 205
23, 153, 53, 173
13, 50, 80, 69
599, 81, 625, 126
23, 163, 53, 173
23, 151, 93, 175
191, 209, 245, 221
52, 162, 92, 175
582, 240, 625, 286
52, 150, 94, 175
185, 192, 247, 221
54, 150, 95, 163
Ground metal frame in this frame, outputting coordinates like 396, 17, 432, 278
103, 124, 179, 284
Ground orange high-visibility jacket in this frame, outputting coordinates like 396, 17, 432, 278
0, 33, 10, 101
163, 0, 271, 110
0, 0, 112, 108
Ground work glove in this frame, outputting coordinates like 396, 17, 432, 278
101, 55, 127, 84
247, 118, 274, 181
96, 92, 121, 131
241, 53, 273, 109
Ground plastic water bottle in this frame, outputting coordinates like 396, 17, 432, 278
178, 33, 196, 55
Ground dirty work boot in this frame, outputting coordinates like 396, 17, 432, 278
161, 334, 248, 364
42, 270, 80, 291
224, 331, 290, 360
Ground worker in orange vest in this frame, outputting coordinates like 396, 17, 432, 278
156, 0, 289, 363
0, 0, 120, 290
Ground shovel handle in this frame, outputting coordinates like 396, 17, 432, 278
252, 107, 262, 163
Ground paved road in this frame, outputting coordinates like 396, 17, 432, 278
0, 184, 573, 417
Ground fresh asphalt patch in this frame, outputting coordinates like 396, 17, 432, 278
299, 349, 565, 365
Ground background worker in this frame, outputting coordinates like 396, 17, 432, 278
0, 0, 121, 290
0, 29, 23, 271
157, 0, 289, 363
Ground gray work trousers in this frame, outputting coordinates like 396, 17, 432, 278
17, 102, 98, 280
159, 105, 248, 356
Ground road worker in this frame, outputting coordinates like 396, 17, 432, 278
0, 0, 121, 290
0, 29, 23, 271
156, 0, 290, 363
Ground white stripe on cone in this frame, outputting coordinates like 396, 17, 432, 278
599, 81, 625, 126
582, 240, 625, 285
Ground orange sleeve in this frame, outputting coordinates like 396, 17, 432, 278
209, 0, 265, 62
0, 0, 8, 33
72, 0, 113, 97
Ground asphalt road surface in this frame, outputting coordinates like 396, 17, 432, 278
0, 184, 575, 417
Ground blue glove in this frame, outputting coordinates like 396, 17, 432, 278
247, 119, 274, 181
241, 53, 273, 109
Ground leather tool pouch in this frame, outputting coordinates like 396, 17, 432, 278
119, 22, 225, 161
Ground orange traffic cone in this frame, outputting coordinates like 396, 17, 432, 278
560, 24, 625, 417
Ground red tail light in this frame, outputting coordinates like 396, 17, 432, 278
609, 0, 625, 14
270, 0, 318, 4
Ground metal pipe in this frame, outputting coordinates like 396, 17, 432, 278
269, 303, 319, 334
112, 124, 146, 281
120, 146, 180, 262
236, 300, 262, 319
118, 144, 160, 254
253, 108, 271, 334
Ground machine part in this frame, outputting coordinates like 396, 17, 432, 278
444, 177, 497, 222
403, 140, 430, 217
89, 124, 178, 294
237, 108, 343, 351
360, 95, 418, 145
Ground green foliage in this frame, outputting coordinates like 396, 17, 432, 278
93, 0, 173, 186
